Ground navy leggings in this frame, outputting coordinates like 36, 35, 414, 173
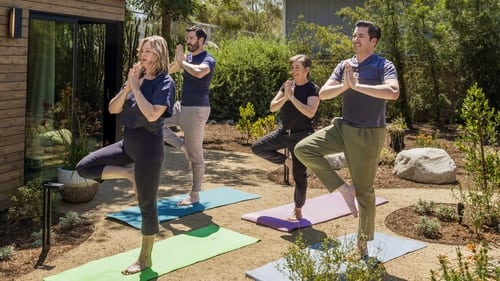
251, 129, 312, 208
77, 127, 164, 235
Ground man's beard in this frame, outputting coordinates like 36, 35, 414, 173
187, 41, 200, 52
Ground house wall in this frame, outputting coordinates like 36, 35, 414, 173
283, 0, 365, 37
0, 0, 125, 203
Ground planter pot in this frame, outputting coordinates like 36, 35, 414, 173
57, 168, 99, 203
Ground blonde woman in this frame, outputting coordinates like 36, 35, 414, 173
76, 35, 175, 275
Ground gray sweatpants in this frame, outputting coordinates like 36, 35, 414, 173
163, 101, 210, 192
294, 118, 386, 240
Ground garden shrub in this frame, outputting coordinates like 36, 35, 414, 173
279, 232, 385, 281
431, 242, 500, 281
416, 216, 441, 239
7, 179, 57, 224
210, 35, 291, 121
0, 245, 14, 261
455, 83, 500, 233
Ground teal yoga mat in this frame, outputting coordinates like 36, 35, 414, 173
107, 187, 260, 229
44, 224, 259, 281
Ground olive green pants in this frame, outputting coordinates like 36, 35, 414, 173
294, 118, 386, 240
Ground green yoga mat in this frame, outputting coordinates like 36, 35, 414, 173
44, 224, 259, 281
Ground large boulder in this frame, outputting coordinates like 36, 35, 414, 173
393, 148, 457, 184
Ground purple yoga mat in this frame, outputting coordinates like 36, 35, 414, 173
241, 192, 388, 232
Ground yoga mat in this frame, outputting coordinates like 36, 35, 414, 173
241, 192, 388, 232
246, 232, 427, 281
44, 224, 259, 281
107, 187, 260, 229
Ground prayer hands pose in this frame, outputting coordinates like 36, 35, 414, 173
283, 79, 295, 100
175, 45, 186, 64
127, 63, 142, 94
343, 62, 359, 90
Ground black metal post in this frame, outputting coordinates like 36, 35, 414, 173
35, 182, 64, 268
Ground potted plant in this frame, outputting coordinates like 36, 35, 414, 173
386, 116, 407, 153
54, 85, 99, 203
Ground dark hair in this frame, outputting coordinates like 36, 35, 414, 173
186, 25, 207, 43
355, 20, 381, 40
289, 54, 312, 79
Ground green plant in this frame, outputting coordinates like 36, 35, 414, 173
279, 232, 385, 281
0, 245, 14, 261
236, 102, 256, 144
251, 115, 277, 139
378, 147, 396, 165
430, 242, 500, 281
386, 116, 407, 153
45, 82, 100, 170
415, 133, 434, 147
435, 205, 458, 222
416, 216, 441, 239
59, 211, 83, 230
8, 179, 42, 224
31, 230, 42, 247
414, 199, 435, 215
455, 83, 500, 233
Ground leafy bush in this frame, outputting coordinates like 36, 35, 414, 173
31, 230, 42, 247
435, 205, 458, 222
416, 216, 441, 239
59, 211, 83, 230
455, 83, 500, 233
378, 147, 396, 165
414, 199, 435, 216
0, 245, 14, 261
251, 115, 277, 140
279, 232, 385, 281
236, 102, 255, 144
431, 242, 500, 281
8, 179, 43, 224
210, 36, 291, 121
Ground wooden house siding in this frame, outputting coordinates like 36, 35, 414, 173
283, 0, 365, 37
0, 0, 125, 202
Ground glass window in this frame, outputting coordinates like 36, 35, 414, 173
25, 18, 105, 182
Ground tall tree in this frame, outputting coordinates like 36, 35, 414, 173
445, 0, 500, 110
128, 0, 204, 47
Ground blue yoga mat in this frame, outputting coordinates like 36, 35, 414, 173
246, 232, 427, 281
106, 187, 260, 229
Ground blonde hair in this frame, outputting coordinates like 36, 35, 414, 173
136, 35, 169, 74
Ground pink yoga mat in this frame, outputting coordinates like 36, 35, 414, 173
241, 192, 388, 232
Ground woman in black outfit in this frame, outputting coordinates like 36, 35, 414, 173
251, 54, 320, 221
76, 35, 175, 275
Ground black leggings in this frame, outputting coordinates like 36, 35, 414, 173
251, 129, 312, 208
77, 127, 164, 235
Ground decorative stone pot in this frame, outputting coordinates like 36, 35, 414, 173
57, 168, 99, 203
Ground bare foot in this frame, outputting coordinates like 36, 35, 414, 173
121, 260, 151, 275
177, 191, 200, 206
338, 183, 358, 217
180, 145, 191, 169
287, 207, 302, 221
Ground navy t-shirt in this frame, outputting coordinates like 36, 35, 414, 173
180, 50, 216, 107
121, 72, 175, 135
279, 81, 319, 133
331, 54, 398, 127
